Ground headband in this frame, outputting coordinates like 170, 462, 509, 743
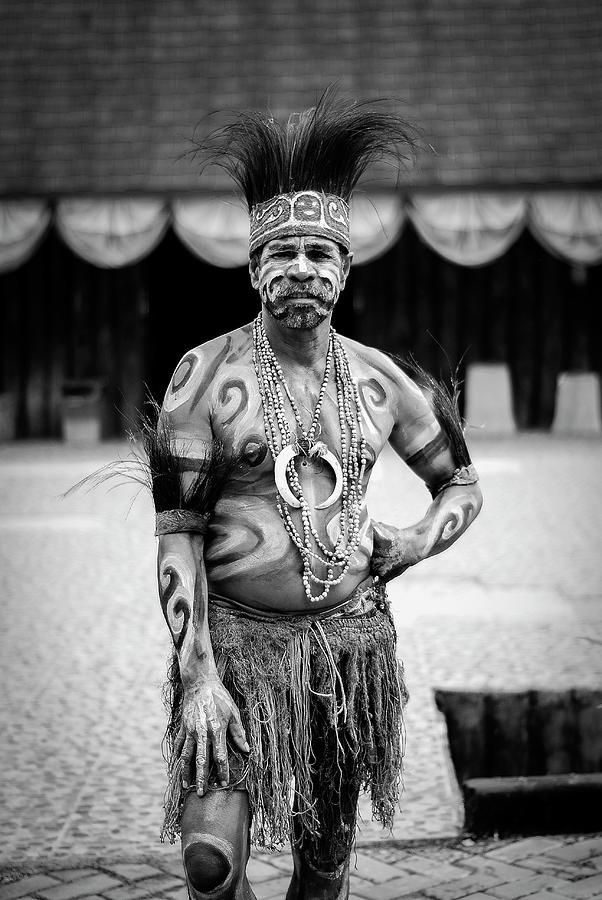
249, 190, 350, 255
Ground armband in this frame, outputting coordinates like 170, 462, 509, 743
431, 463, 479, 498
155, 509, 210, 536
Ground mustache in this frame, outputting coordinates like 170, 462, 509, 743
269, 283, 332, 302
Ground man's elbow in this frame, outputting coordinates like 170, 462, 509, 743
470, 482, 484, 519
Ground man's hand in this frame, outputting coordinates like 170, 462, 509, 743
371, 483, 483, 582
175, 676, 250, 796
370, 520, 423, 582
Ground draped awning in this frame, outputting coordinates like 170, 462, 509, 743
1, 191, 601, 273
529, 193, 602, 265
0, 200, 52, 271
172, 195, 249, 268
406, 193, 527, 266
55, 198, 170, 267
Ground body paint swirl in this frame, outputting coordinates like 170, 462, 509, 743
159, 553, 195, 651
422, 494, 480, 557
188, 337, 232, 414
218, 378, 249, 426
357, 378, 387, 433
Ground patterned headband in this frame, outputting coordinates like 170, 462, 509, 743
249, 190, 350, 255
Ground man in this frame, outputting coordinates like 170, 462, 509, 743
155, 92, 482, 900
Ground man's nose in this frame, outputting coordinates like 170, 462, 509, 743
287, 254, 313, 281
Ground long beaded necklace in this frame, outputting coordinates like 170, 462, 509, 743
252, 314, 367, 602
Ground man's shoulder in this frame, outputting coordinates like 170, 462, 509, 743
339, 335, 432, 426
339, 335, 415, 388
177, 323, 253, 369
163, 324, 253, 416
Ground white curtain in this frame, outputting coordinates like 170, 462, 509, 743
172, 195, 249, 268
529, 192, 602, 265
2, 193, 602, 271
350, 193, 405, 264
55, 198, 170, 268
406, 193, 527, 267
0, 200, 51, 273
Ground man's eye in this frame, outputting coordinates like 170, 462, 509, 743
307, 251, 329, 261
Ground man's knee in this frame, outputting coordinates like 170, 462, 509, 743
181, 789, 251, 897
184, 834, 233, 894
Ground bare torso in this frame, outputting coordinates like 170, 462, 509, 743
162, 323, 411, 611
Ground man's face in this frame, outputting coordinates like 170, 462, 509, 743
249, 235, 352, 329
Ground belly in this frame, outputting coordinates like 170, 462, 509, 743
204, 495, 373, 611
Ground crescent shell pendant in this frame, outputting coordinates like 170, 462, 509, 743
314, 449, 343, 509
274, 444, 343, 510
274, 445, 301, 508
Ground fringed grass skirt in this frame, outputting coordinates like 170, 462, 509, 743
161, 580, 407, 862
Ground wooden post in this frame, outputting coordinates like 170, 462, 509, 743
487, 691, 530, 777
434, 690, 487, 781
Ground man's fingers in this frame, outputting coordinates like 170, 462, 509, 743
228, 713, 250, 754
180, 734, 195, 789
195, 727, 209, 797
174, 724, 186, 757
211, 724, 230, 787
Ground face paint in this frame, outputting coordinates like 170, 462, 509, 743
254, 236, 347, 329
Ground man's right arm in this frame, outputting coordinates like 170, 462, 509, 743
157, 339, 249, 796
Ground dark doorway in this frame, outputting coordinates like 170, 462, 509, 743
143, 230, 257, 402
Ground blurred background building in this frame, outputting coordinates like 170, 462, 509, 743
1, 0, 601, 438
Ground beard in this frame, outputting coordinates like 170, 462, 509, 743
262, 284, 338, 329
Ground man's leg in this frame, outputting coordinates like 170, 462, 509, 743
181, 788, 256, 900
286, 846, 352, 900
285, 779, 359, 900
285, 713, 361, 900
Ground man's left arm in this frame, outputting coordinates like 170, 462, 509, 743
370, 365, 483, 582
371, 482, 482, 581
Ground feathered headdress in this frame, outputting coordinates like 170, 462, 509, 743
193, 86, 416, 254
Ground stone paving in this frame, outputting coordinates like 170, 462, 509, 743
2, 834, 602, 900
0, 434, 601, 890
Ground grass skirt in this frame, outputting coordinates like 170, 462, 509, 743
161, 583, 406, 862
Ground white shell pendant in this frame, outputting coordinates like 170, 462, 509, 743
274, 445, 301, 508
274, 443, 343, 510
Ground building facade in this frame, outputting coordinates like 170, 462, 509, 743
1, 0, 601, 436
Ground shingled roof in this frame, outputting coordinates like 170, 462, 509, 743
2, 0, 602, 195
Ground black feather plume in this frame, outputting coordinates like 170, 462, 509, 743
388, 353, 472, 468
191, 86, 417, 210
140, 401, 230, 514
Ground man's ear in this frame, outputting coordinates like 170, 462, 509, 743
340, 251, 353, 289
249, 253, 261, 290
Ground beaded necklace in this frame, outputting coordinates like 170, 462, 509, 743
252, 314, 367, 602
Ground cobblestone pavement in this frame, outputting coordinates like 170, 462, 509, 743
0, 435, 601, 876
2, 834, 602, 900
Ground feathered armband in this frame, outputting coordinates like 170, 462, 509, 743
66, 401, 231, 533
388, 353, 479, 498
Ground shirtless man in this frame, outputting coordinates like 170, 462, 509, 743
158, 233, 482, 898
155, 94, 482, 900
